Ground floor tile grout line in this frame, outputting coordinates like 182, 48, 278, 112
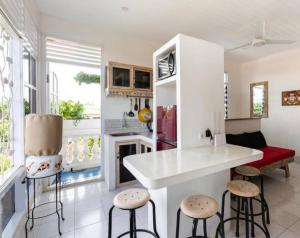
286, 217, 300, 231
275, 228, 288, 238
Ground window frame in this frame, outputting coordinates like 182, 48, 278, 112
0, 13, 24, 187
23, 47, 37, 115
250, 81, 268, 118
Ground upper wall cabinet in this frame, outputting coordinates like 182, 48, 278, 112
106, 61, 153, 97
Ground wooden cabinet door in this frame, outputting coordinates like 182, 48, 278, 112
133, 66, 153, 92
116, 140, 139, 187
109, 62, 133, 91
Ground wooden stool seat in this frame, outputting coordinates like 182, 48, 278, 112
227, 180, 260, 198
180, 195, 218, 219
113, 189, 150, 210
235, 166, 261, 177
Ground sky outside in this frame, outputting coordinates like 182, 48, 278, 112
49, 62, 101, 115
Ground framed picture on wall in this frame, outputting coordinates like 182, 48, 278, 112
282, 90, 300, 106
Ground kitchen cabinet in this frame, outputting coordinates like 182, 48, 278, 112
140, 141, 152, 153
106, 61, 153, 97
133, 66, 152, 92
109, 62, 132, 91
116, 139, 152, 187
116, 140, 139, 187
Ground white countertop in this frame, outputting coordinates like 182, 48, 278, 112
124, 144, 263, 189
104, 131, 153, 144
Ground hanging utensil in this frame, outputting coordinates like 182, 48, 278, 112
145, 98, 150, 109
128, 99, 135, 117
138, 98, 152, 123
138, 98, 141, 112
134, 98, 138, 111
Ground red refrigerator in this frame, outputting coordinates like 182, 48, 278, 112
156, 105, 177, 151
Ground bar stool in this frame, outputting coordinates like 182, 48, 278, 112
216, 180, 270, 238
108, 188, 160, 238
24, 114, 64, 237
175, 195, 224, 238
234, 165, 270, 224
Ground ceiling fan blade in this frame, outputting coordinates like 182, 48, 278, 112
265, 39, 295, 45
227, 43, 251, 52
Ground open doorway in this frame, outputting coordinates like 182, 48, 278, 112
46, 37, 102, 187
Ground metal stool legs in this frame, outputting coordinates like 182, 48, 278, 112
55, 173, 62, 235
241, 175, 270, 225
25, 177, 30, 238
176, 208, 224, 238
30, 179, 36, 230
260, 175, 270, 224
25, 172, 65, 238
108, 199, 160, 238
216, 190, 270, 238
149, 199, 159, 236
235, 196, 240, 237
59, 172, 65, 221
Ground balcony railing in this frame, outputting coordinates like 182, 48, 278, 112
60, 119, 101, 171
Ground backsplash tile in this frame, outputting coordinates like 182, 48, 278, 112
104, 119, 149, 134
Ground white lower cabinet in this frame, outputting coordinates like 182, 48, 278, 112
115, 139, 152, 187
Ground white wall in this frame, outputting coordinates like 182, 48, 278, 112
234, 48, 300, 157
242, 49, 300, 156
40, 14, 161, 120
224, 57, 244, 119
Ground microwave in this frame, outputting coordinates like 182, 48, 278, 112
158, 51, 176, 80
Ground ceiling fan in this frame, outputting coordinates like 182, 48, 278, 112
228, 21, 295, 52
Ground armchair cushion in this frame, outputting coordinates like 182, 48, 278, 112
245, 131, 267, 149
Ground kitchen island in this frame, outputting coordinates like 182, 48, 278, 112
124, 144, 263, 238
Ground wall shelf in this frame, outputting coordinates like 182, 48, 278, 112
155, 75, 177, 88
152, 34, 225, 151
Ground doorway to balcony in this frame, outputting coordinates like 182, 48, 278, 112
46, 37, 102, 187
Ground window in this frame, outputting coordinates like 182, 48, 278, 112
224, 73, 229, 119
46, 37, 101, 118
23, 48, 37, 115
250, 81, 268, 118
0, 16, 23, 184
0, 24, 14, 179
49, 71, 59, 114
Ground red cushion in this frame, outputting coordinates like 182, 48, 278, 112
246, 146, 295, 168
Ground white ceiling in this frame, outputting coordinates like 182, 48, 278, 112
34, 0, 300, 62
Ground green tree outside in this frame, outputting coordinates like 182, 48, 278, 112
74, 72, 100, 85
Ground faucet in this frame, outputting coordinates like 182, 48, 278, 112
122, 112, 128, 128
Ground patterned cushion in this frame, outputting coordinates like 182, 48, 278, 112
26, 155, 63, 178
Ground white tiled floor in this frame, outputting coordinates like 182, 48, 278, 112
16, 162, 300, 238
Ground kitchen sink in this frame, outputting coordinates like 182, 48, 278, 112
110, 132, 140, 137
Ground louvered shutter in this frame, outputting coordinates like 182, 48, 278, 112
46, 37, 101, 68
0, 0, 38, 57
0, 0, 24, 33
